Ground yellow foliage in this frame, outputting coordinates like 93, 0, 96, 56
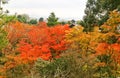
100, 10, 120, 33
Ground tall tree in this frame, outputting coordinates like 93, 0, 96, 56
47, 12, 59, 26
80, 0, 99, 32
81, 0, 120, 32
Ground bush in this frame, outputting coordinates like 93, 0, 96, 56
35, 53, 95, 78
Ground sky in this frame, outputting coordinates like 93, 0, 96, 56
3, 0, 87, 20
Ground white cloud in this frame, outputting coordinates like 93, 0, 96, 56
3, 0, 87, 20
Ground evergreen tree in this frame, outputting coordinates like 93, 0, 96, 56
39, 17, 44, 22
47, 12, 59, 26
81, 0, 120, 32
17, 14, 30, 23
98, 0, 120, 25
80, 0, 99, 32
60, 21, 66, 25
29, 19, 37, 24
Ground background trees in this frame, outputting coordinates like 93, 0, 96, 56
80, 0, 99, 32
47, 12, 59, 26
39, 17, 44, 22
80, 0, 120, 32
29, 19, 37, 24
17, 14, 30, 23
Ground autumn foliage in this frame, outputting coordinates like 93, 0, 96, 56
65, 10, 120, 77
0, 10, 120, 78
6, 22, 70, 62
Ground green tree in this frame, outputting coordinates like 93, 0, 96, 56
29, 19, 37, 24
47, 12, 59, 26
80, 0, 99, 32
60, 21, 66, 25
97, 0, 120, 25
17, 14, 30, 23
39, 17, 44, 22
81, 0, 120, 32
0, 13, 15, 63
0, 13, 16, 27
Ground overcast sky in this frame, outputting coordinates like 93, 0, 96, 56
3, 0, 87, 20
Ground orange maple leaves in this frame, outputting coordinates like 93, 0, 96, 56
95, 42, 120, 63
6, 22, 70, 62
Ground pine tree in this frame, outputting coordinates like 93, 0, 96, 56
47, 12, 59, 26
